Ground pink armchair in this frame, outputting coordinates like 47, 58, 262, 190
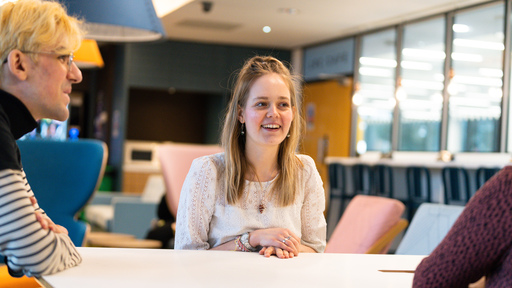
157, 143, 223, 218
325, 195, 407, 254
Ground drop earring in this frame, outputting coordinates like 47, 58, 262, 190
287, 133, 290, 138
241, 123, 245, 135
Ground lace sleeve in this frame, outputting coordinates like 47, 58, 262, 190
174, 156, 218, 250
299, 156, 327, 252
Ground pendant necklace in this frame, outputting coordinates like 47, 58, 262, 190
258, 180, 273, 214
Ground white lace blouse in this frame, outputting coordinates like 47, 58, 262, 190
174, 153, 326, 252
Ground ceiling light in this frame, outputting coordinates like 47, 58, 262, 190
453, 38, 504, 50
358, 67, 394, 77
452, 24, 470, 33
400, 61, 433, 71
479, 68, 503, 78
452, 75, 502, 87
263, 26, 271, 33
430, 93, 444, 103
402, 48, 446, 60
451, 52, 483, 62
401, 79, 444, 90
359, 57, 397, 68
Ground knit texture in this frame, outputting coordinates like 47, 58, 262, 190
413, 166, 512, 288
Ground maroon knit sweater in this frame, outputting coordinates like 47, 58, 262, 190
413, 166, 512, 288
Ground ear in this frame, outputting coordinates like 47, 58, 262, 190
6, 50, 29, 81
5, 49, 30, 81
237, 105, 245, 123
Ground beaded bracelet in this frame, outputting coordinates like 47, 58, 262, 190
234, 236, 250, 252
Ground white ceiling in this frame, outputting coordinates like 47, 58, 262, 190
159, 0, 491, 49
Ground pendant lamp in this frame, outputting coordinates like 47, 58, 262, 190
63, 0, 165, 42
74, 39, 104, 69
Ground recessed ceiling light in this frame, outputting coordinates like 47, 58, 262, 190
263, 26, 271, 33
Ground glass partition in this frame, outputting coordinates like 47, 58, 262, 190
447, 3, 504, 152
354, 29, 396, 154
398, 17, 446, 151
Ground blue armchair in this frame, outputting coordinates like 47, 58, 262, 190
17, 139, 107, 246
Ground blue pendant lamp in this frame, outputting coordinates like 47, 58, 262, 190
63, 0, 166, 42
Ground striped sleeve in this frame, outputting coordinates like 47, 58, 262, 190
0, 169, 82, 277
18, 168, 44, 214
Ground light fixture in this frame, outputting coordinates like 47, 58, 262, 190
401, 48, 446, 60
451, 52, 483, 63
74, 39, 104, 69
401, 79, 444, 91
358, 67, 393, 78
63, 0, 165, 42
453, 38, 504, 51
400, 61, 433, 71
452, 24, 470, 33
452, 75, 503, 87
359, 57, 397, 68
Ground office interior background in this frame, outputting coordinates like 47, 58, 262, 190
52, 0, 510, 191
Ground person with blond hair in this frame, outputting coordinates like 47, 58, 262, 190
175, 56, 326, 258
0, 0, 84, 277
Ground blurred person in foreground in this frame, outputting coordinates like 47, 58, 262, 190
0, 0, 84, 277
413, 166, 512, 288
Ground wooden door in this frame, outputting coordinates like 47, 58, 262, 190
301, 78, 353, 187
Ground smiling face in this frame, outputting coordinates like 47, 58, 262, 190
239, 73, 295, 153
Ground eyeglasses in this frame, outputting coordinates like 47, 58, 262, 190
2, 51, 74, 72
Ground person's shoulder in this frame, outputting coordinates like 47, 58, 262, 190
295, 154, 318, 175
192, 152, 225, 171
296, 154, 316, 167
470, 165, 512, 206
0, 114, 19, 171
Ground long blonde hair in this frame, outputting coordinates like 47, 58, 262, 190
221, 56, 304, 206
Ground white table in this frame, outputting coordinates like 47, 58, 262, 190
39, 248, 426, 288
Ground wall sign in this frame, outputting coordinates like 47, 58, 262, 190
303, 37, 355, 81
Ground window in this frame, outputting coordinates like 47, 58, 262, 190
447, 3, 504, 152
354, 29, 396, 153
398, 17, 445, 151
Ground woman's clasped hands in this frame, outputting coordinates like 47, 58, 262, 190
249, 228, 301, 259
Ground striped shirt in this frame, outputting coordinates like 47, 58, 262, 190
0, 89, 81, 277
0, 169, 82, 277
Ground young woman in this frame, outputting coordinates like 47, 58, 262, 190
174, 56, 326, 258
